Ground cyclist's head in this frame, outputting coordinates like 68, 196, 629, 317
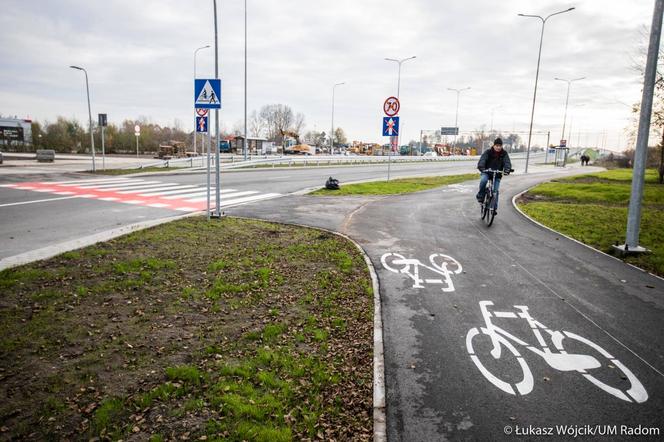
493, 138, 503, 151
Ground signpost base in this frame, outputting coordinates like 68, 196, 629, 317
612, 244, 650, 257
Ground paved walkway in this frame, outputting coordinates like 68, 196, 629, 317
229, 167, 664, 441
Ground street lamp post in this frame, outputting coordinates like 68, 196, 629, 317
554, 76, 585, 144
69, 65, 96, 172
519, 7, 575, 173
194, 44, 210, 156
244, 0, 248, 160
448, 87, 471, 153
331, 82, 345, 154
384, 56, 416, 178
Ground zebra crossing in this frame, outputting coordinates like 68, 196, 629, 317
0, 177, 281, 212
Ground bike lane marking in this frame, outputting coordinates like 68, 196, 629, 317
458, 196, 664, 381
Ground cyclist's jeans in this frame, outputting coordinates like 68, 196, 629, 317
477, 172, 501, 209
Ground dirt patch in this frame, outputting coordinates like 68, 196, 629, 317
0, 217, 373, 441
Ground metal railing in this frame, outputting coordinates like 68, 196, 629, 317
129, 151, 544, 172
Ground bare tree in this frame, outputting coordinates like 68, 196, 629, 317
248, 110, 264, 138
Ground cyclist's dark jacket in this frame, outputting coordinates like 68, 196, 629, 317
477, 147, 512, 173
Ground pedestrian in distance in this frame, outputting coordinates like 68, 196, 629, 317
476, 138, 512, 214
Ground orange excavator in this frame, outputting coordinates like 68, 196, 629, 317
281, 129, 314, 155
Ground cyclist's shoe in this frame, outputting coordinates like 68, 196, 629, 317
476, 195, 484, 203
492, 209, 497, 215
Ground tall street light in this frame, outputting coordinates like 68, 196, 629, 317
70, 65, 96, 172
554, 76, 585, 144
331, 82, 345, 154
519, 7, 575, 173
448, 87, 470, 153
385, 56, 416, 153
194, 45, 211, 156
243, 0, 248, 160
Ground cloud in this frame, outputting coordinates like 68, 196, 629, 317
0, 0, 658, 150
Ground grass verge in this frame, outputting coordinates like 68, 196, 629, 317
0, 217, 373, 440
517, 168, 664, 276
310, 173, 479, 196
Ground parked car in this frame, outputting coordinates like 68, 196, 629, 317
423, 151, 438, 157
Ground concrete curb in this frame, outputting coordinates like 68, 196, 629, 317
229, 215, 386, 442
511, 187, 664, 283
0, 211, 201, 271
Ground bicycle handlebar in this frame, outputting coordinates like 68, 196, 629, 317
483, 168, 514, 175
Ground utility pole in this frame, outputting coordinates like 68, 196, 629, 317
617, 0, 663, 254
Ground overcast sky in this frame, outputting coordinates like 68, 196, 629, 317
0, 0, 660, 151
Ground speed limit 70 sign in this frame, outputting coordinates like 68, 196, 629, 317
383, 96, 400, 117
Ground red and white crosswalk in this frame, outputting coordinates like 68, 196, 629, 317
0, 177, 281, 212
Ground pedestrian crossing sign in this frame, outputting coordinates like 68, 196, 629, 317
196, 116, 208, 133
194, 79, 222, 109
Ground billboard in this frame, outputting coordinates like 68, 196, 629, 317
0, 126, 24, 142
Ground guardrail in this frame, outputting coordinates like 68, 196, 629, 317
130, 151, 544, 172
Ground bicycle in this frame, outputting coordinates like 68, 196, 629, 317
479, 168, 513, 227
380, 252, 463, 292
465, 301, 648, 403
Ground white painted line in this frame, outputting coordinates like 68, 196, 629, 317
98, 197, 119, 201
53, 191, 75, 195
95, 181, 169, 191
76, 180, 150, 189
0, 195, 80, 208
174, 207, 199, 212
49, 177, 135, 185
75, 194, 97, 198
32, 188, 56, 192
123, 200, 145, 205
116, 183, 184, 194
162, 188, 232, 200
217, 193, 281, 207
138, 185, 200, 196
147, 203, 170, 208
58, 179, 135, 187
0, 184, 18, 188
185, 190, 257, 202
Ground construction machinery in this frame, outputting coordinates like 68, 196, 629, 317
156, 141, 187, 159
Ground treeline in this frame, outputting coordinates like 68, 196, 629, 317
29, 117, 189, 154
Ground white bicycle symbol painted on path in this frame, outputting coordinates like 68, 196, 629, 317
466, 301, 648, 403
380, 253, 463, 292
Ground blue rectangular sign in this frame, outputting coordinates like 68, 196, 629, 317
196, 116, 208, 133
194, 79, 222, 109
382, 116, 400, 136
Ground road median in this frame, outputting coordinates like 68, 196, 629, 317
0, 217, 373, 440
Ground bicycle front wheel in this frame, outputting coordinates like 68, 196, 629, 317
484, 196, 495, 226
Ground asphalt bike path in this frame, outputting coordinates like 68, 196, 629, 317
228, 167, 664, 441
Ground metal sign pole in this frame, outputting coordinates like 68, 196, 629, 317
207, 129, 211, 221
101, 126, 106, 170
213, 0, 221, 218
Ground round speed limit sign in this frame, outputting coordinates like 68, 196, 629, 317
383, 96, 400, 117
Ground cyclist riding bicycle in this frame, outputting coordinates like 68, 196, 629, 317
476, 138, 512, 213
